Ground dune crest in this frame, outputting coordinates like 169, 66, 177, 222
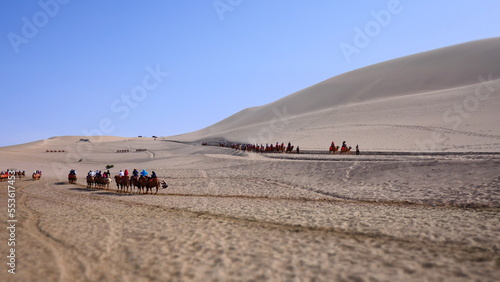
170, 38, 500, 151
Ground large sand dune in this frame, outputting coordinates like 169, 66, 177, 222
169, 38, 500, 151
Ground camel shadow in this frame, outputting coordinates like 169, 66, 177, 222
94, 191, 136, 197
69, 187, 95, 192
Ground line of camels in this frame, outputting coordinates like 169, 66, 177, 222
0, 171, 27, 181
227, 141, 359, 155
80, 174, 168, 195
0, 171, 41, 181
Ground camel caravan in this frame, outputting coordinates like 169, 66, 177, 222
225, 140, 360, 155
329, 141, 360, 155
231, 142, 297, 153
0, 170, 26, 181
0, 170, 37, 181
83, 168, 168, 195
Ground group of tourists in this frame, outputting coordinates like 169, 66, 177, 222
231, 142, 298, 153
329, 141, 360, 155
1, 170, 19, 176
86, 169, 111, 178
85, 168, 157, 180
0, 170, 20, 181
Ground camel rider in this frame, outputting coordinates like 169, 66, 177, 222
118, 170, 124, 177
69, 169, 76, 175
132, 169, 139, 177
124, 169, 129, 176
140, 169, 149, 179
151, 171, 157, 179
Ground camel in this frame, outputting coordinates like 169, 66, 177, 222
94, 176, 111, 189
114, 175, 130, 193
130, 176, 141, 194
86, 176, 95, 188
15, 171, 24, 180
139, 176, 168, 195
0, 173, 9, 182
340, 146, 352, 154
68, 174, 77, 184
329, 146, 339, 154
32, 173, 41, 180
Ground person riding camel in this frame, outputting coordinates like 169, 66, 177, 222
140, 169, 149, 180
151, 171, 157, 179
118, 170, 124, 177
124, 169, 129, 176
132, 169, 139, 177
69, 169, 76, 175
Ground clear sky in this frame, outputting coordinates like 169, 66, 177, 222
1, 1, 499, 147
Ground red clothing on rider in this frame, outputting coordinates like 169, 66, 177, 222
124, 169, 129, 176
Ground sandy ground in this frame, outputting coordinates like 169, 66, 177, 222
0, 140, 499, 281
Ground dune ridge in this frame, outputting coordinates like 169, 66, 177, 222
169, 38, 500, 151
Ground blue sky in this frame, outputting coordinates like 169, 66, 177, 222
1, 0, 499, 147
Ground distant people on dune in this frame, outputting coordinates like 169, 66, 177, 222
229, 142, 297, 153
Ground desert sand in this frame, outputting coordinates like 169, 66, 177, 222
1, 38, 499, 281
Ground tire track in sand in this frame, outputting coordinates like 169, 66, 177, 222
17, 180, 87, 281
20, 180, 128, 281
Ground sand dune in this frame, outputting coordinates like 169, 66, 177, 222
169, 38, 500, 151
